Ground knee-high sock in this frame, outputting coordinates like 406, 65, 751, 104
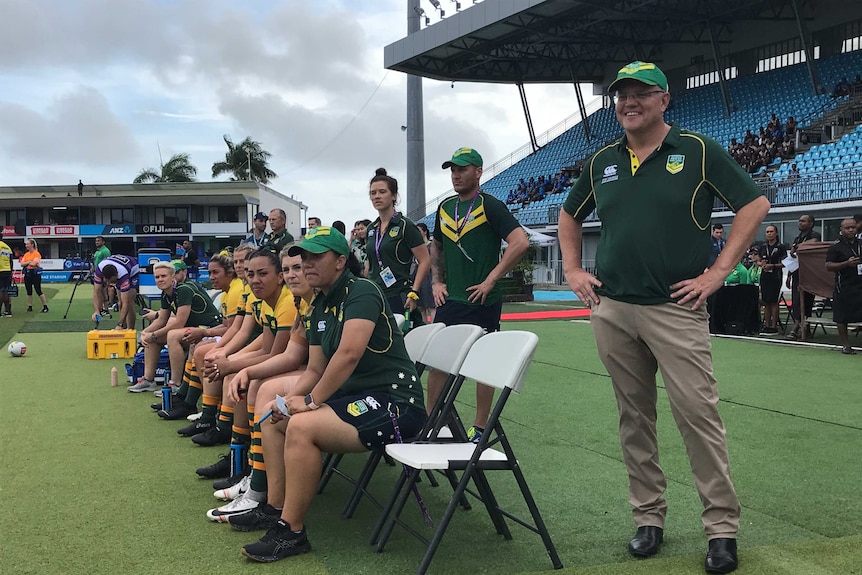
248, 407, 267, 494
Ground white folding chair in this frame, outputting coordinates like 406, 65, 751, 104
318, 323, 467, 519
373, 331, 563, 575
318, 323, 444, 499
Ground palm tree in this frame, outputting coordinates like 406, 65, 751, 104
211, 135, 277, 184
134, 153, 198, 183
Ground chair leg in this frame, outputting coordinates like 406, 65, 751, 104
472, 469, 511, 539
416, 468, 476, 575
442, 470, 472, 511
423, 469, 440, 487
375, 467, 421, 552
317, 453, 342, 494
370, 466, 411, 546
510, 465, 563, 569
342, 449, 384, 519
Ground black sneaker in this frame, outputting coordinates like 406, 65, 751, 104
196, 454, 231, 479
241, 521, 310, 562
192, 425, 231, 447
158, 403, 197, 420
177, 419, 214, 437
41, 306, 49, 313
27, 306, 33, 312
230, 504, 281, 532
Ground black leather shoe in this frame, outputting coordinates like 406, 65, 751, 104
158, 403, 197, 420
628, 525, 663, 558
192, 425, 231, 447
705, 538, 738, 574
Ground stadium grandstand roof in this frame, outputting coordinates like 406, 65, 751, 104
385, 0, 860, 89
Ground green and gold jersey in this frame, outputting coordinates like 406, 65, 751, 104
160, 282, 222, 328
221, 277, 244, 319
259, 285, 296, 336
366, 213, 425, 298
305, 271, 423, 411
433, 192, 520, 305
563, 123, 764, 304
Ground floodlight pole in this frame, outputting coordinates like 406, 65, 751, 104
406, 0, 427, 221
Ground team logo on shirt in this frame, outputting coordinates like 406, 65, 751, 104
317, 320, 326, 332
601, 164, 618, 184
666, 154, 685, 174
347, 400, 369, 416
389, 227, 400, 237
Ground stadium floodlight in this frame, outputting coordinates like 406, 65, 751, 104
450, 0, 462, 10
429, 0, 441, 8
413, 5, 431, 25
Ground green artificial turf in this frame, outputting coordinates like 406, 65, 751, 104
1, 285, 861, 574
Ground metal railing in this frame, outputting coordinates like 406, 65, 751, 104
416, 97, 606, 218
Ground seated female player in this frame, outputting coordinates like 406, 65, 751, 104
237, 226, 426, 563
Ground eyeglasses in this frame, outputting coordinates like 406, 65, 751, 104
613, 90, 665, 103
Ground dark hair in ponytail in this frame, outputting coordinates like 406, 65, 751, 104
370, 167, 399, 205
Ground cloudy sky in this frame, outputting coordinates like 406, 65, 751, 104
0, 0, 594, 227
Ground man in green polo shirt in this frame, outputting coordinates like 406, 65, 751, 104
92, 236, 113, 312
267, 208, 295, 254
430, 147, 527, 444
559, 61, 770, 574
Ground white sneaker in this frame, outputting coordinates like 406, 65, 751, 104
128, 379, 159, 393
187, 411, 203, 421
214, 474, 250, 501
206, 490, 262, 522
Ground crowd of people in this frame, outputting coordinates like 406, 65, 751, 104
707, 213, 862, 353
728, 113, 797, 174
505, 171, 573, 206
84, 146, 527, 565
831, 74, 862, 98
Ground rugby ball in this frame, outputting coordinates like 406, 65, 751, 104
8, 341, 26, 357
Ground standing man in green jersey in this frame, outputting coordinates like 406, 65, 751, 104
559, 61, 770, 574
429, 147, 527, 443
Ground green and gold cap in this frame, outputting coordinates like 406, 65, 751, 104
171, 259, 187, 272
287, 226, 350, 257
442, 147, 483, 169
608, 61, 668, 92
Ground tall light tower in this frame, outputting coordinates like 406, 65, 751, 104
406, 0, 426, 220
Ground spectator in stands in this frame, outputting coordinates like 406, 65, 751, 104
788, 163, 800, 183
781, 136, 796, 160
854, 75, 862, 87
758, 225, 787, 334
246, 212, 269, 248
825, 218, 862, 354
832, 77, 851, 98
785, 116, 797, 137
560, 61, 768, 574
786, 214, 822, 340
506, 189, 516, 204
708, 224, 726, 268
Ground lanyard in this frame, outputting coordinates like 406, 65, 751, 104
373, 213, 399, 267
452, 194, 479, 263
453, 193, 479, 240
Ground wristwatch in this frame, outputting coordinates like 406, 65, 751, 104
304, 394, 319, 410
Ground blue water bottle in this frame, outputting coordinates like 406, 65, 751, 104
229, 442, 247, 477
161, 369, 172, 412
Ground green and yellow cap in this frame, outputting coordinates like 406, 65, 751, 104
171, 259, 187, 272
608, 61, 668, 93
288, 226, 350, 257
442, 147, 483, 169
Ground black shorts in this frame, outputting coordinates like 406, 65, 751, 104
328, 391, 426, 449
0, 271, 11, 290
434, 299, 503, 333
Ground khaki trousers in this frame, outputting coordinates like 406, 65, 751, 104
591, 297, 740, 538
